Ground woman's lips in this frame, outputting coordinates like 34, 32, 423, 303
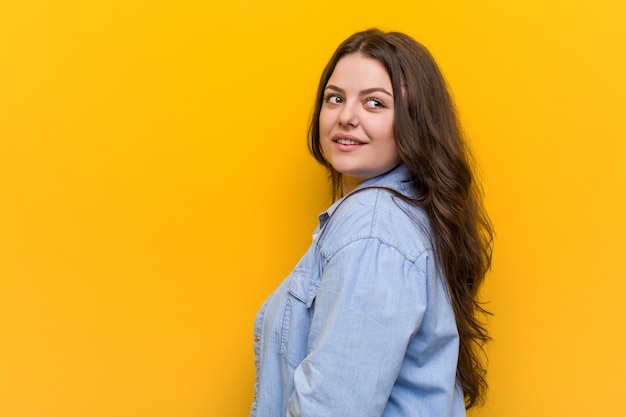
332, 135, 364, 152
335, 138, 361, 145
332, 133, 364, 146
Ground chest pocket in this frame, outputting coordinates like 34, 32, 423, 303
280, 267, 318, 369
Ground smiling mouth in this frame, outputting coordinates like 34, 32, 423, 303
334, 138, 362, 145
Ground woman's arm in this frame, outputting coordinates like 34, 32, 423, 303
288, 238, 430, 417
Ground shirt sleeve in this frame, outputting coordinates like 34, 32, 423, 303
287, 237, 430, 417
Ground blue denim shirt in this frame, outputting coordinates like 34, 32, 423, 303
251, 164, 465, 417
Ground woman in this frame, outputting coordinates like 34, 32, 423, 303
251, 28, 493, 417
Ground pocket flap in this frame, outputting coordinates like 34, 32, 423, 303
288, 268, 317, 308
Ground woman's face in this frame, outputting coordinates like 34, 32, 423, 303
319, 53, 400, 195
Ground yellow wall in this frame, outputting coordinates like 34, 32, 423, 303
1, 1, 624, 416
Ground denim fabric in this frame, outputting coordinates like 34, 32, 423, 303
251, 164, 465, 417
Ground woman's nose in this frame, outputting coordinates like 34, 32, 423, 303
338, 102, 359, 127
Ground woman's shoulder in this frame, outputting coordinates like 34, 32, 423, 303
320, 187, 432, 261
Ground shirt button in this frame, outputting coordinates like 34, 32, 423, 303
254, 334, 260, 343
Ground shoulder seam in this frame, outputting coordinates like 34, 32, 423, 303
321, 236, 431, 267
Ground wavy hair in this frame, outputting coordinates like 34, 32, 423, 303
308, 29, 494, 409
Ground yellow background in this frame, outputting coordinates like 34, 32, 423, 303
1, 1, 625, 416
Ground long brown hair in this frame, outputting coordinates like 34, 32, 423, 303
308, 28, 494, 409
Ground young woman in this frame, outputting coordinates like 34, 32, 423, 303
251, 28, 493, 417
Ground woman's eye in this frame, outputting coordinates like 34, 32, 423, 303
365, 98, 385, 109
324, 94, 343, 104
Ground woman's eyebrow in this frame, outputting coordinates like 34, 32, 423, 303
325, 84, 393, 97
361, 87, 393, 97
325, 85, 345, 94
